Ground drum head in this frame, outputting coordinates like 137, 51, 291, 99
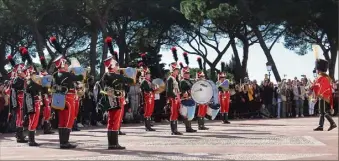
220, 79, 229, 90
191, 80, 213, 104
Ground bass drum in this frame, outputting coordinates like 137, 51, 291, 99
207, 80, 220, 110
191, 80, 213, 104
180, 99, 196, 121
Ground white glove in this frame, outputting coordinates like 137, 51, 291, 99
330, 109, 334, 115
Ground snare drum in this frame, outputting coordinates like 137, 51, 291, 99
180, 99, 196, 121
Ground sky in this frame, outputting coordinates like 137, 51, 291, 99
158, 39, 339, 82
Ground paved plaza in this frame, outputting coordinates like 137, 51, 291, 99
0, 117, 338, 160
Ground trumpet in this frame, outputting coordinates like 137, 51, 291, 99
118, 67, 143, 83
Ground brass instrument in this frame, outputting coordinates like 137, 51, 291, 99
152, 78, 166, 94
30, 74, 42, 86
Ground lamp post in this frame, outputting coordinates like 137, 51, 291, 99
266, 62, 272, 81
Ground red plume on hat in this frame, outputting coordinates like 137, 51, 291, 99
40, 56, 48, 70
171, 47, 178, 62
105, 36, 119, 62
6, 54, 16, 67
19, 47, 33, 65
49, 36, 63, 54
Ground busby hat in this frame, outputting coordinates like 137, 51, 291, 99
316, 59, 328, 73
218, 62, 226, 80
53, 55, 67, 69
19, 47, 33, 65
196, 57, 205, 79
139, 53, 151, 77
181, 52, 190, 76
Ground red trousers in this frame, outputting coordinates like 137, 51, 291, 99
43, 95, 51, 121
74, 97, 80, 120
169, 97, 180, 121
28, 99, 41, 131
197, 104, 208, 117
143, 93, 155, 118
107, 97, 125, 131
219, 91, 230, 113
58, 93, 76, 129
15, 92, 24, 127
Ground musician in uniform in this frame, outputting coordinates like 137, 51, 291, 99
196, 57, 209, 130
12, 62, 28, 143
101, 37, 134, 150
23, 66, 42, 146
166, 47, 183, 135
179, 52, 197, 133
39, 56, 54, 134
217, 62, 231, 124
52, 55, 84, 149
311, 59, 337, 131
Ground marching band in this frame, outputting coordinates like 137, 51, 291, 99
3, 40, 336, 151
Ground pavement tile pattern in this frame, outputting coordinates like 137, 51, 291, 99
0, 117, 337, 160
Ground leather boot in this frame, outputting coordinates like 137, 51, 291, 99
313, 126, 323, 131
184, 120, 196, 133
118, 128, 126, 135
16, 127, 28, 143
108, 131, 125, 150
28, 131, 39, 146
60, 128, 76, 149
222, 113, 231, 124
43, 121, 54, 134
171, 121, 183, 135
324, 114, 337, 131
145, 118, 156, 131
72, 120, 80, 131
198, 117, 209, 130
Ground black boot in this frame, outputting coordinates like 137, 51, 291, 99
118, 128, 126, 135
72, 120, 80, 131
59, 128, 76, 149
108, 131, 125, 150
16, 127, 28, 143
145, 118, 156, 131
313, 126, 323, 131
184, 120, 197, 133
222, 113, 231, 124
170, 121, 183, 135
43, 121, 55, 134
325, 114, 337, 131
198, 117, 209, 130
28, 131, 39, 146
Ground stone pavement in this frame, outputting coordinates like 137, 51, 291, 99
0, 117, 338, 160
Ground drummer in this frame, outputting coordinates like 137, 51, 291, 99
180, 52, 197, 133
217, 62, 231, 124
196, 57, 209, 130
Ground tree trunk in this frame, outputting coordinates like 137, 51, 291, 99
230, 38, 244, 82
100, 29, 108, 77
328, 36, 338, 80
0, 41, 8, 81
89, 27, 98, 77
241, 40, 249, 78
33, 22, 45, 58
252, 26, 282, 82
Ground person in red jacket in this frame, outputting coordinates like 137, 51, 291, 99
311, 59, 337, 131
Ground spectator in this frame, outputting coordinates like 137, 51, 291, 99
293, 80, 305, 117
277, 81, 287, 118
262, 80, 274, 117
